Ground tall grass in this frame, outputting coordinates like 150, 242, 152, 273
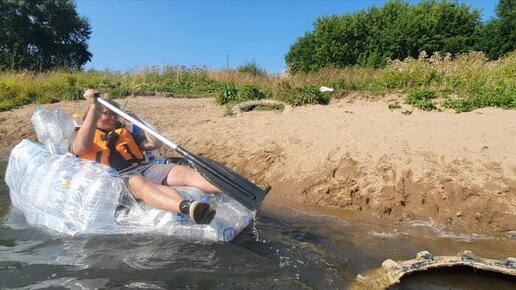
376, 51, 516, 111
1, 51, 515, 112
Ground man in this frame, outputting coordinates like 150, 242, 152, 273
71, 89, 220, 224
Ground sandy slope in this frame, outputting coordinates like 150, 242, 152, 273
1, 94, 515, 234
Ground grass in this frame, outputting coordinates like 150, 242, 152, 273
380, 51, 516, 112
254, 103, 285, 111
216, 85, 269, 105
0, 50, 515, 112
406, 88, 438, 111
388, 101, 401, 110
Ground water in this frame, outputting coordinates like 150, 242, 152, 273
0, 159, 514, 289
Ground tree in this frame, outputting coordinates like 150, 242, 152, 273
473, 0, 516, 59
496, 0, 516, 54
494, 0, 516, 57
285, 31, 318, 73
0, 0, 91, 71
285, 0, 482, 72
400, 0, 479, 57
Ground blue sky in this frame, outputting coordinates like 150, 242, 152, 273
76, 0, 499, 74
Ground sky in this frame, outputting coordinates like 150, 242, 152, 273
75, 0, 499, 74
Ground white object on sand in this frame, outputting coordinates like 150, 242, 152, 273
319, 86, 335, 92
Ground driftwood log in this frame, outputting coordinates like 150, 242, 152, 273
230, 100, 289, 116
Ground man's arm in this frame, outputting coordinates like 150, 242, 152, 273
127, 113, 164, 152
138, 129, 163, 151
71, 89, 101, 155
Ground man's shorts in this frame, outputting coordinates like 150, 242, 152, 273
119, 163, 177, 185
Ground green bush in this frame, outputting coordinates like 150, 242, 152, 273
442, 93, 516, 112
292, 86, 329, 106
35, 95, 55, 104
216, 85, 239, 105
237, 60, 266, 76
239, 85, 267, 101
215, 85, 267, 105
406, 89, 437, 111
275, 85, 329, 106
0, 77, 20, 102
407, 89, 437, 102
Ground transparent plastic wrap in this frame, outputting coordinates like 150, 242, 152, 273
5, 140, 255, 241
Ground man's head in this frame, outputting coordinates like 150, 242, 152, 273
94, 99, 121, 131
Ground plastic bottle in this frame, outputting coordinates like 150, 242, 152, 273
145, 151, 156, 163
211, 219, 236, 242
176, 213, 188, 223
67, 161, 121, 231
72, 112, 83, 127
31, 106, 61, 146
31, 107, 76, 154
54, 109, 75, 138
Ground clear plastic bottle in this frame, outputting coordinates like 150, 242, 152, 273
66, 161, 121, 231
54, 109, 75, 138
211, 219, 236, 242
31, 107, 75, 154
53, 109, 76, 154
72, 112, 83, 127
172, 224, 216, 241
145, 151, 156, 163
31, 106, 61, 147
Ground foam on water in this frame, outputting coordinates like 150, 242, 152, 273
407, 219, 493, 241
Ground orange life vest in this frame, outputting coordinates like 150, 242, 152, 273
78, 127, 144, 171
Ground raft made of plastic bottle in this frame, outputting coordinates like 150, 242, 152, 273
5, 139, 255, 241
5, 107, 255, 241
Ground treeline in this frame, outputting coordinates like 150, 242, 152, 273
0, 0, 91, 71
2, 0, 514, 75
285, 0, 516, 73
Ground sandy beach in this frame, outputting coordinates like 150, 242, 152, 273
1, 94, 515, 235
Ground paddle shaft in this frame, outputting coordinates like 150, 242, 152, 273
96, 98, 178, 150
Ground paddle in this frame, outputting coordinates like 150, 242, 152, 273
96, 97, 269, 211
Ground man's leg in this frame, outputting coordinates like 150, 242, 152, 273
127, 175, 183, 212
127, 175, 216, 224
165, 165, 223, 194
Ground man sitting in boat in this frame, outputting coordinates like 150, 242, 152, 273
71, 89, 220, 224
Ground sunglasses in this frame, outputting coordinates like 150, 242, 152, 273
100, 110, 118, 118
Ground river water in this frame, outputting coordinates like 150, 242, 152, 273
0, 159, 514, 289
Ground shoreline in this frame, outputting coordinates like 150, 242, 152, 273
1, 95, 515, 235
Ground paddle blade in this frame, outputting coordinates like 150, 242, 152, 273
175, 146, 267, 211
